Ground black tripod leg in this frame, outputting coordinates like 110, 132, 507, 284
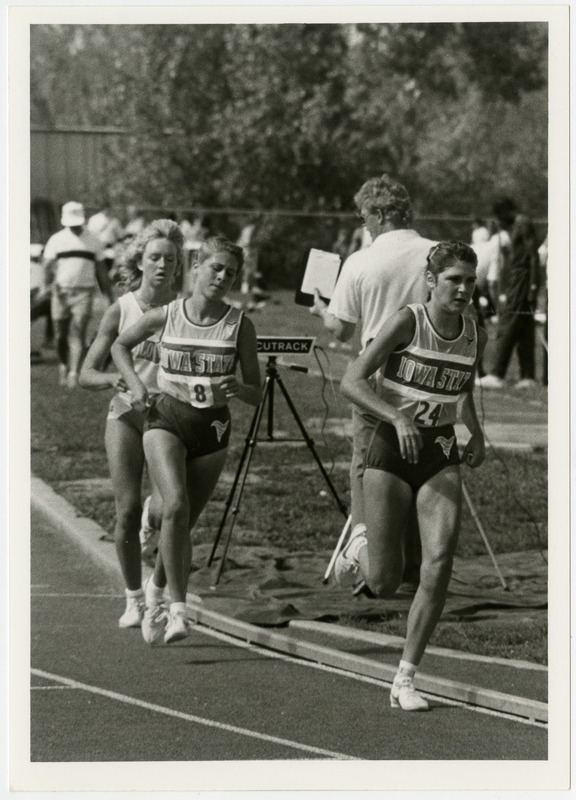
275, 372, 348, 519
207, 376, 270, 566
210, 377, 270, 584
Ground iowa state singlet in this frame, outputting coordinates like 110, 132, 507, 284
157, 299, 243, 408
379, 304, 478, 427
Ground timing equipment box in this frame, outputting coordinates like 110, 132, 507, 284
257, 336, 316, 354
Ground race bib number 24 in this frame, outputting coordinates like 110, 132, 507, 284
414, 400, 443, 427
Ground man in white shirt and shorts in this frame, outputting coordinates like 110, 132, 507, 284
313, 175, 437, 588
43, 201, 114, 388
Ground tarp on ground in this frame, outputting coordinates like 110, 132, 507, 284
188, 545, 547, 626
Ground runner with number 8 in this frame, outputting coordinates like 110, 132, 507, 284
112, 236, 262, 645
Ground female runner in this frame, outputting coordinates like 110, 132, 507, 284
112, 236, 262, 645
79, 219, 182, 628
337, 241, 486, 711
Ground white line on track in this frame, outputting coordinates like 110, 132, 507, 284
32, 685, 79, 690
32, 592, 120, 598
31, 668, 357, 760
194, 624, 547, 729
31, 595, 546, 728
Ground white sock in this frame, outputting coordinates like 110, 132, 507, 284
397, 660, 418, 680
125, 587, 143, 599
170, 601, 187, 615
146, 579, 165, 603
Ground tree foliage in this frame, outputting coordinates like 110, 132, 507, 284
30, 22, 548, 217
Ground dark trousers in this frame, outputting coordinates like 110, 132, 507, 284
493, 308, 535, 380
31, 293, 54, 342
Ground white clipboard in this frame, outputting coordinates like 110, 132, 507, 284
295, 248, 342, 307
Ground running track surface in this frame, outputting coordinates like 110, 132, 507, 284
30, 510, 547, 764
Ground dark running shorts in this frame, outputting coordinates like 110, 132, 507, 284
107, 393, 146, 436
145, 392, 231, 458
365, 420, 460, 491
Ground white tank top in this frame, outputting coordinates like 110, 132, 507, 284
157, 299, 243, 408
379, 304, 478, 427
117, 292, 162, 404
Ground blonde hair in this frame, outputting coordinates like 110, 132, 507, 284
195, 235, 244, 272
118, 219, 185, 291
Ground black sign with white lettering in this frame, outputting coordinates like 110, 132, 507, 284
257, 336, 315, 354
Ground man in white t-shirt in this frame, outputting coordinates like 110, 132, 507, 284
43, 201, 113, 388
312, 175, 437, 587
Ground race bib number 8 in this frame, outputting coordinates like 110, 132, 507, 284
414, 400, 443, 427
188, 376, 214, 408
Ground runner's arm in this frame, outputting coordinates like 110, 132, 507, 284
218, 315, 263, 406
79, 301, 125, 391
341, 309, 423, 463
111, 307, 167, 410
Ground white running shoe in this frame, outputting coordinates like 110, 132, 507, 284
118, 595, 145, 628
142, 602, 168, 645
475, 374, 504, 390
164, 608, 190, 644
390, 675, 430, 712
515, 378, 538, 390
139, 496, 160, 560
334, 525, 367, 587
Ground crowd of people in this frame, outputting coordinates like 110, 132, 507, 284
30, 178, 547, 710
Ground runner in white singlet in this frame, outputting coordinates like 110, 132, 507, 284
337, 241, 487, 712
112, 236, 262, 646
79, 219, 182, 629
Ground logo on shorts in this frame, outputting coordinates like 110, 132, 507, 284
211, 419, 230, 443
435, 435, 455, 459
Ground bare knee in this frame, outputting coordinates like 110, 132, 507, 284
367, 566, 403, 598
419, 551, 454, 594
161, 493, 189, 527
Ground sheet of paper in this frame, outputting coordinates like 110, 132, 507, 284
300, 248, 341, 299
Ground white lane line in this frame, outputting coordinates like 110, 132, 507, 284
32, 592, 120, 598
193, 625, 547, 729
31, 668, 357, 760
32, 685, 79, 690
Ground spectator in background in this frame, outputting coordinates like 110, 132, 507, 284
236, 215, 269, 311
471, 217, 490, 245
312, 174, 437, 589
537, 234, 548, 387
477, 214, 540, 390
124, 205, 146, 238
486, 197, 516, 316
88, 203, 125, 279
43, 201, 114, 389
30, 243, 53, 361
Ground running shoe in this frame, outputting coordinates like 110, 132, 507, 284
142, 601, 168, 645
139, 496, 160, 560
118, 595, 145, 628
164, 608, 190, 644
390, 674, 430, 712
334, 525, 367, 587
515, 378, 538, 390
475, 374, 504, 389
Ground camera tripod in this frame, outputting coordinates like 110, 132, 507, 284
207, 354, 348, 585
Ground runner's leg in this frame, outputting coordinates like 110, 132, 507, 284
401, 465, 462, 666
104, 418, 144, 592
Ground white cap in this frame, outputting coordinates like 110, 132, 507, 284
61, 201, 85, 227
